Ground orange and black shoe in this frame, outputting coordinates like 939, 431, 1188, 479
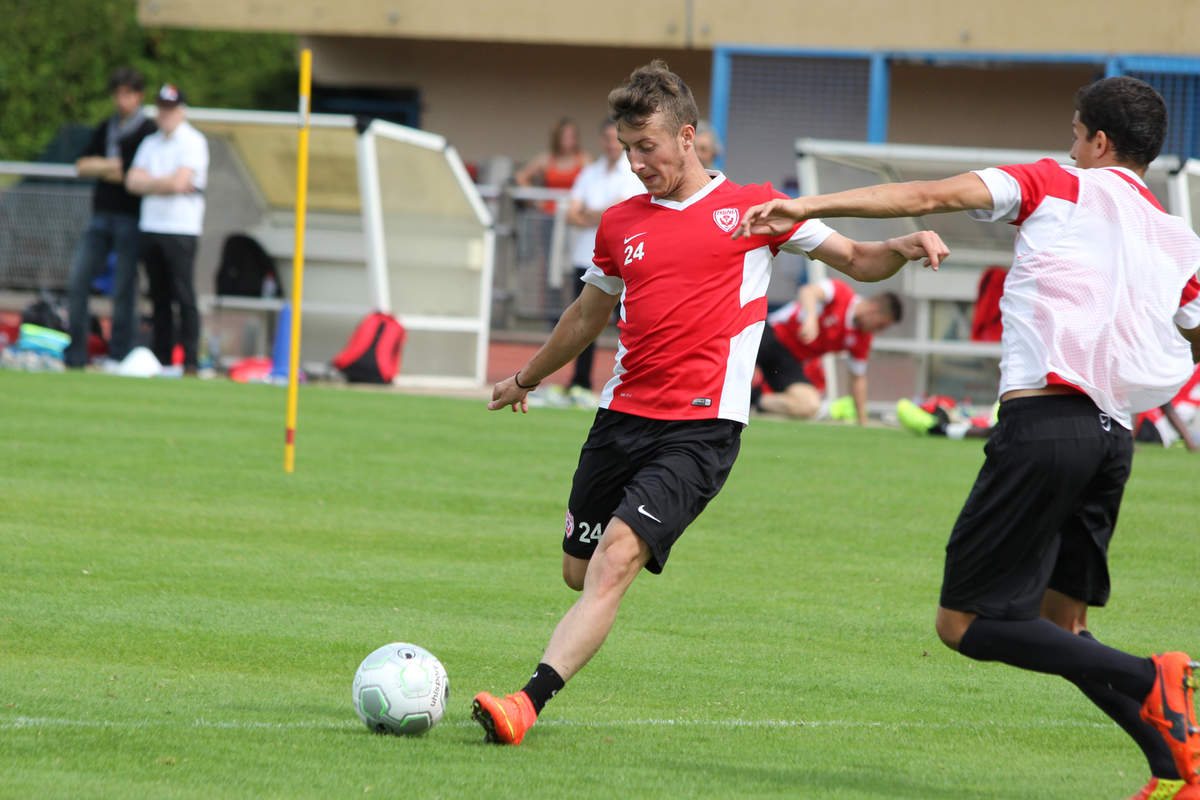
1140, 653, 1200, 785
472, 690, 538, 745
1126, 777, 1200, 799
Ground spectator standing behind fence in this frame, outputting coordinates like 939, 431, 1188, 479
64, 67, 157, 369
514, 118, 591, 214
694, 120, 723, 170
556, 119, 645, 406
125, 84, 209, 374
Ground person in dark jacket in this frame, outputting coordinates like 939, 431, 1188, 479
65, 67, 157, 367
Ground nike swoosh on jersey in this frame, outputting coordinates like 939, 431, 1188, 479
637, 504, 663, 524
623, 232, 647, 244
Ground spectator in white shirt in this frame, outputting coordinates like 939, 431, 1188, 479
125, 84, 209, 373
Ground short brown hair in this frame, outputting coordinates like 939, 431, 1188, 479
608, 60, 698, 135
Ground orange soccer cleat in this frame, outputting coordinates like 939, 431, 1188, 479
1126, 777, 1200, 800
472, 690, 538, 745
1140, 653, 1200, 785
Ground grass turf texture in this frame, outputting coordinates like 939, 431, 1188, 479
1, 370, 1196, 799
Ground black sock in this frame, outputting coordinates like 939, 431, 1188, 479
521, 662, 565, 715
1070, 630, 1179, 779
958, 617, 1156, 699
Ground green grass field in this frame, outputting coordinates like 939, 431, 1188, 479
2, 370, 1197, 799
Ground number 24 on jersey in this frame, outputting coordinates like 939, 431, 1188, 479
623, 241, 645, 266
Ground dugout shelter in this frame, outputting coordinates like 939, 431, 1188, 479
0, 109, 493, 388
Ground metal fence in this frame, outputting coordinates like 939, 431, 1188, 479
480, 184, 575, 331
0, 163, 582, 336
0, 163, 90, 293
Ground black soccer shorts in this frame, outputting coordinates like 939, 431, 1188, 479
756, 323, 812, 393
563, 408, 743, 574
939, 394, 1133, 620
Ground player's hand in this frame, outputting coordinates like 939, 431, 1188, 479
888, 230, 950, 270
732, 198, 806, 239
488, 375, 532, 413
800, 317, 819, 344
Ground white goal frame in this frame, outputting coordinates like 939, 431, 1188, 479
357, 119, 494, 388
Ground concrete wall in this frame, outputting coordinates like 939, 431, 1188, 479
888, 62, 1102, 150
304, 37, 711, 167
141, 0, 1200, 54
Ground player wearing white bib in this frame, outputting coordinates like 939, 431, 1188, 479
472, 60, 949, 746
737, 76, 1200, 799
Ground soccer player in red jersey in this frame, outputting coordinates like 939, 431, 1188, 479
471, 60, 949, 746
737, 76, 1200, 799
757, 278, 902, 422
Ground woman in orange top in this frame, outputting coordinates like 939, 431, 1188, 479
515, 118, 591, 214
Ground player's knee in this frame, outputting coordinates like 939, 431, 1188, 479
1039, 589, 1087, 633
595, 538, 639, 579
562, 555, 587, 591
935, 621, 961, 651
562, 566, 585, 592
934, 607, 970, 651
783, 385, 820, 418
1041, 606, 1083, 632
587, 524, 647, 594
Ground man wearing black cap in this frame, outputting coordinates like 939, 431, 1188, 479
125, 84, 209, 373
65, 67, 157, 368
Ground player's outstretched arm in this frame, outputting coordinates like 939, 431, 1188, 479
488, 283, 620, 413
808, 230, 950, 283
733, 173, 993, 239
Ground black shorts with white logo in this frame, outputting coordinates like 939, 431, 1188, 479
757, 323, 811, 393
564, 408, 743, 573
939, 394, 1133, 620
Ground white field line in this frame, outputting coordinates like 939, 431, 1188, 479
0, 716, 1117, 732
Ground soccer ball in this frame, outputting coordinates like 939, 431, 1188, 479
352, 642, 449, 735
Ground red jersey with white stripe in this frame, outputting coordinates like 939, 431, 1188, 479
766, 279, 872, 376
584, 172, 835, 423
970, 158, 1200, 428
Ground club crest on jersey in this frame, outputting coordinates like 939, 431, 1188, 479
713, 207, 740, 233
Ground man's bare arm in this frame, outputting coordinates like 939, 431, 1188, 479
76, 156, 125, 183
489, 283, 620, 412
734, 173, 994, 240
805, 230, 950, 283
849, 373, 869, 425
125, 166, 196, 196
566, 197, 604, 228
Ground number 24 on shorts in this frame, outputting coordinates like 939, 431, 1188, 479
577, 521, 604, 543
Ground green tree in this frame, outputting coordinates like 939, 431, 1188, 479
0, 0, 297, 161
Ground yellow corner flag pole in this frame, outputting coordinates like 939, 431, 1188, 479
284, 48, 312, 473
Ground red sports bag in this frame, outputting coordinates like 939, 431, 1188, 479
333, 312, 406, 383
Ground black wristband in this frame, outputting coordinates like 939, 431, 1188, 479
514, 371, 540, 390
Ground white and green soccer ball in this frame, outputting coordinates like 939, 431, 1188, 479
352, 642, 449, 735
